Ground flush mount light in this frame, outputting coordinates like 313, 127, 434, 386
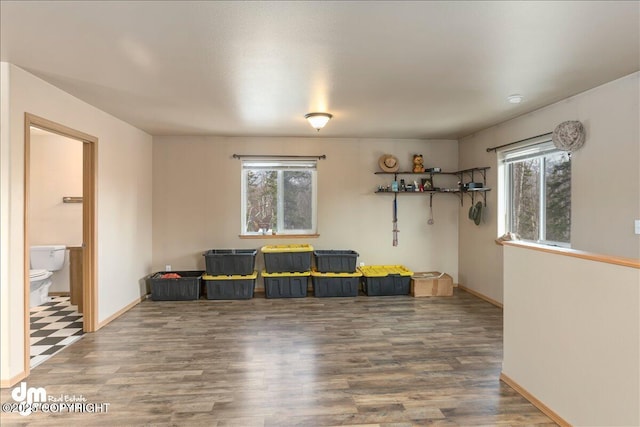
305, 112, 333, 131
507, 94, 524, 104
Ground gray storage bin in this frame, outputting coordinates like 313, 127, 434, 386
262, 271, 309, 298
203, 272, 256, 300
149, 271, 203, 301
203, 249, 257, 275
313, 250, 359, 273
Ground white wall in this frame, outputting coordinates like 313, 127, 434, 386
503, 243, 639, 426
458, 72, 640, 303
153, 136, 460, 288
29, 131, 83, 247
0, 63, 153, 385
0, 62, 13, 385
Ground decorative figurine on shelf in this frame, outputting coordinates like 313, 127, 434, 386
412, 154, 425, 173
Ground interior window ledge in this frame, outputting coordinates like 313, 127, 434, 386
239, 234, 320, 239
495, 239, 640, 269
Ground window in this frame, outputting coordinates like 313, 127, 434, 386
502, 140, 571, 246
241, 159, 317, 235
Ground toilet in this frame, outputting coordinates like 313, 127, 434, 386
30, 245, 66, 308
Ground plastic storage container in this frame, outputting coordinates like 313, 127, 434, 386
358, 265, 413, 296
313, 250, 359, 273
311, 270, 362, 297
261, 244, 313, 273
203, 271, 257, 300
149, 271, 203, 301
261, 270, 310, 298
203, 249, 257, 276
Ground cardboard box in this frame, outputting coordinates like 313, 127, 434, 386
411, 271, 453, 297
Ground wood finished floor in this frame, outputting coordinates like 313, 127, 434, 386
1, 289, 556, 426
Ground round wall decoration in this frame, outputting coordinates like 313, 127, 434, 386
378, 154, 400, 172
552, 120, 585, 153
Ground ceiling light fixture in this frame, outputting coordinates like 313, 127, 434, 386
507, 94, 523, 104
305, 112, 333, 131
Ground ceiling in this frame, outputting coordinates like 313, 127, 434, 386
1, 1, 638, 139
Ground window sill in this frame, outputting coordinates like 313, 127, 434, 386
239, 234, 320, 239
496, 239, 640, 269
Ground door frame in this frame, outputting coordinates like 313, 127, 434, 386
23, 113, 98, 376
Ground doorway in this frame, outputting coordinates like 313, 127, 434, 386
23, 113, 97, 375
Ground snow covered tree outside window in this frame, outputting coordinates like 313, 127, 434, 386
241, 160, 317, 235
504, 141, 571, 246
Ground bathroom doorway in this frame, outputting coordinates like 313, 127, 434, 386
23, 113, 97, 373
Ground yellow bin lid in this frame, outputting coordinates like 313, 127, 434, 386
203, 271, 258, 280
261, 270, 311, 278
311, 269, 362, 278
358, 265, 413, 277
261, 244, 314, 253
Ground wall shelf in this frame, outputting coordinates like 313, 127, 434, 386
374, 167, 491, 207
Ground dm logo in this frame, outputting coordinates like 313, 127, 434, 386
11, 382, 46, 416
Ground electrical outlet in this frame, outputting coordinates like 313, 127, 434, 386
635, 220, 640, 235
359, 262, 365, 267
165, 264, 172, 272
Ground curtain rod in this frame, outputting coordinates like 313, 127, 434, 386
486, 132, 552, 153
232, 154, 326, 160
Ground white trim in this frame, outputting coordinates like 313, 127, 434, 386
241, 159, 318, 236
500, 138, 571, 246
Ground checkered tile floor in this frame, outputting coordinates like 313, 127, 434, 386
30, 296, 84, 368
